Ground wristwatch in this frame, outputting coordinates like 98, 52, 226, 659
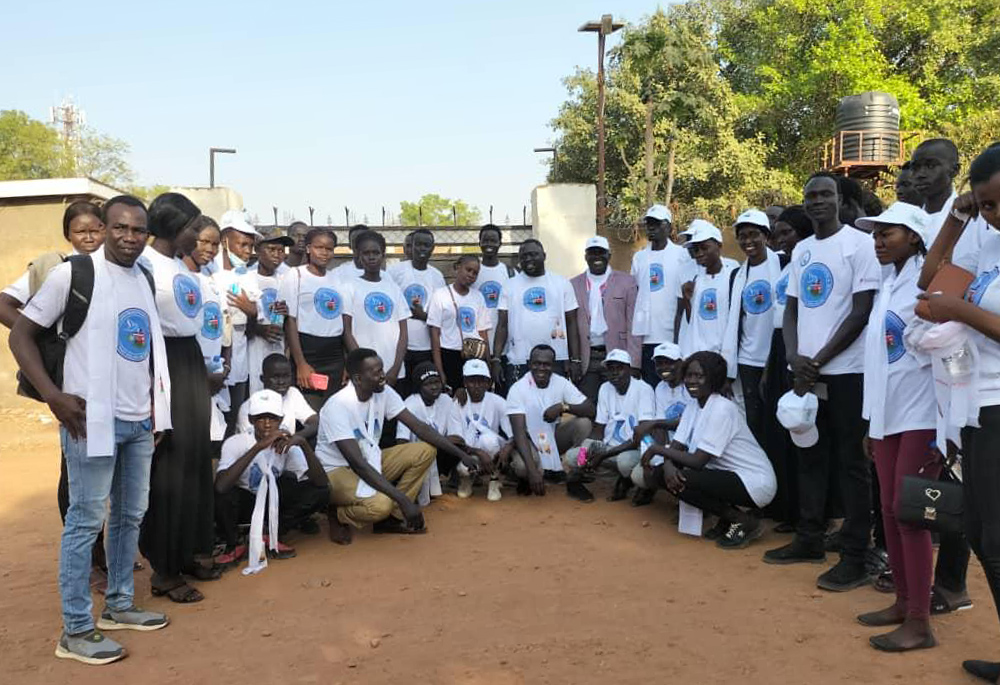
561, 402, 570, 413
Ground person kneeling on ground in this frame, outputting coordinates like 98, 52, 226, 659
317, 348, 481, 544
215, 390, 330, 566
565, 350, 656, 504
505, 344, 595, 497
640, 351, 776, 549
454, 359, 514, 502
236, 353, 319, 445
396, 362, 465, 504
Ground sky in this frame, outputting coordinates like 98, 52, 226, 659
3, 0, 674, 226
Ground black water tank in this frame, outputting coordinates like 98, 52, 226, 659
835, 91, 900, 162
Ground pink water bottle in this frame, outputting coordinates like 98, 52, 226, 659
577, 446, 588, 467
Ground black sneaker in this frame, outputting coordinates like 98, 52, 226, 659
298, 517, 320, 535
824, 530, 842, 553
962, 660, 1000, 683
717, 520, 764, 550
817, 559, 870, 592
630, 488, 655, 507
566, 481, 595, 502
762, 540, 826, 565
704, 518, 730, 541
544, 469, 567, 484
608, 476, 632, 501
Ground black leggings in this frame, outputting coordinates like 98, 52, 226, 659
962, 405, 1000, 624
657, 466, 756, 525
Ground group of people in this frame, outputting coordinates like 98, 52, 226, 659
6, 137, 1000, 681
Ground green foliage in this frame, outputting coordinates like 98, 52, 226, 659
128, 184, 173, 202
73, 126, 135, 188
0, 110, 65, 180
400, 194, 482, 226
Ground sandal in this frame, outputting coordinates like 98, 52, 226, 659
183, 563, 223, 581
151, 582, 204, 604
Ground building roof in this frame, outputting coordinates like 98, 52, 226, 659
0, 177, 124, 202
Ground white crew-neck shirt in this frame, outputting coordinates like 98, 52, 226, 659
595, 378, 656, 447
279, 265, 346, 337
679, 262, 738, 356
737, 261, 777, 368
500, 272, 579, 364
344, 277, 411, 379
142, 246, 202, 337
217, 432, 309, 493
388, 262, 446, 352
315, 383, 406, 471
426, 284, 489, 352
505, 373, 587, 470
631, 241, 692, 344
397, 393, 462, 442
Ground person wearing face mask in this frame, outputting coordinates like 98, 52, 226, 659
676, 220, 738, 357
570, 236, 641, 404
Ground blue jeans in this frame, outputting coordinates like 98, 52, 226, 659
60, 418, 153, 634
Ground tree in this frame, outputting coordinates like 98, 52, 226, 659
0, 110, 65, 180
128, 184, 172, 202
399, 194, 482, 226
72, 126, 135, 188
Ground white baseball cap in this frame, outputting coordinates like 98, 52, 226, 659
603, 349, 632, 366
644, 204, 673, 223
652, 342, 682, 360
220, 209, 262, 238
734, 208, 771, 233
683, 219, 724, 247
855, 202, 931, 247
776, 391, 819, 448
462, 358, 491, 378
247, 389, 284, 418
585, 235, 610, 252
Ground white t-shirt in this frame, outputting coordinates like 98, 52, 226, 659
679, 263, 737, 356
786, 227, 881, 375
673, 394, 777, 508
141, 246, 202, 338
279, 265, 346, 338
235, 386, 316, 436
426, 285, 489, 352
246, 269, 285, 393
217, 432, 309, 493
473, 261, 512, 352
773, 263, 791, 329
655, 381, 690, 424
22, 260, 153, 421
505, 373, 587, 470
962, 228, 1000, 407
195, 271, 224, 363
456, 392, 511, 444
737, 261, 777, 367
500, 272, 579, 364
631, 242, 692, 345
2, 271, 29, 303
396, 393, 462, 442
595, 378, 656, 447
315, 383, 406, 470
344, 277, 411, 379
388, 262, 446, 352
212, 266, 259, 384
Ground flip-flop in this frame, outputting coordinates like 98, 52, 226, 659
151, 583, 204, 604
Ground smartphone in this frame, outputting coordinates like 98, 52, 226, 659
309, 373, 329, 391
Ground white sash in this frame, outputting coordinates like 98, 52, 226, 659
242, 452, 280, 576
355, 398, 383, 499
721, 249, 781, 378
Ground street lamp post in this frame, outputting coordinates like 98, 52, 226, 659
209, 147, 237, 188
579, 15, 623, 235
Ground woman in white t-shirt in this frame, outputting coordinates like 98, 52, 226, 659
641, 351, 776, 550
281, 228, 347, 410
428, 254, 490, 390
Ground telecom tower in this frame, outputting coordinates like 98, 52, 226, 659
50, 97, 85, 171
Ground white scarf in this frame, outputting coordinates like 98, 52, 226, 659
355, 395, 383, 498
242, 452, 279, 576
721, 249, 782, 378
408, 398, 443, 506
586, 271, 610, 339
86, 247, 172, 457
863, 256, 919, 439
632, 247, 662, 337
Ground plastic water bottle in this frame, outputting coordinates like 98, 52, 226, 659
207, 355, 225, 374
941, 343, 974, 382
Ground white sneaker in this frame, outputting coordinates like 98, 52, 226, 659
487, 478, 502, 502
457, 473, 473, 498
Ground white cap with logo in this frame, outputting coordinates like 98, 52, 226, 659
247, 389, 285, 418
683, 219, 724, 247
652, 342, 682, 360
644, 204, 673, 223
855, 202, 932, 247
603, 349, 632, 366
734, 208, 771, 233
776, 391, 819, 448
220, 209, 262, 238
462, 358, 491, 378
585, 236, 610, 252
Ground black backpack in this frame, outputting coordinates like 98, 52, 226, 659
16, 255, 154, 402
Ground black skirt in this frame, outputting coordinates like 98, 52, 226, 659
139, 336, 214, 577
295, 332, 344, 410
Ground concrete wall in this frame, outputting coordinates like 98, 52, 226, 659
171, 186, 243, 223
531, 184, 596, 279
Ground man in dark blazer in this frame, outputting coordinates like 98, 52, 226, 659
571, 236, 641, 403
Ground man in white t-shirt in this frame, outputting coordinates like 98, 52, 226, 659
494, 239, 582, 389
235, 354, 318, 443
316, 348, 480, 544
215, 390, 330, 565
10, 195, 171, 664
246, 224, 293, 394
565, 350, 656, 504
505, 345, 595, 498
331, 224, 370, 279
473, 224, 516, 366
387, 228, 447, 397
763, 173, 881, 594
677, 220, 738, 356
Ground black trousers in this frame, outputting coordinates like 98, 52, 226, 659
397, 349, 434, 399
935, 464, 971, 592
737, 364, 766, 448
440, 348, 465, 391
962, 405, 1000, 623
760, 330, 798, 524
669, 468, 756, 522
215, 475, 330, 548
579, 346, 608, 405
795, 373, 871, 563
225, 380, 250, 438
640, 343, 660, 388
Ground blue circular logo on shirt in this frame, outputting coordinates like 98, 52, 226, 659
201, 301, 222, 340
458, 305, 477, 333
172, 273, 202, 318
800, 263, 834, 308
665, 401, 686, 422
610, 415, 637, 444
742, 279, 773, 315
885, 310, 906, 364
364, 292, 394, 322
650, 264, 665, 292
479, 281, 502, 308
314, 287, 342, 319
966, 268, 1000, 306
698, 288, 719, 320
259, 287, 278, 319
404, 284, 428, 309
775, 273, 789, 305
523, 287, 547, 312
799, 249, 812, 267
117, 307, 151, 363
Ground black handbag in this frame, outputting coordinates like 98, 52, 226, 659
897, 458, 964, 535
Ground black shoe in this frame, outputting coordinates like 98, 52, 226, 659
608, 476, 632, 501
817, 559, 870, 592
962, 660, 1000, 682
930, 586, 973, 615
516, 478, 531, 496
773, 521, 795, 534
762, 540, 826, 565
566, 481, 595, 502
630, 488, 655, 507
824, 530, 842, 553
298, 517, 320, 535
705, 518, 730, 541
544, 470, 567, 484
717, 520, 764, 550
865, 547, 890, 577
